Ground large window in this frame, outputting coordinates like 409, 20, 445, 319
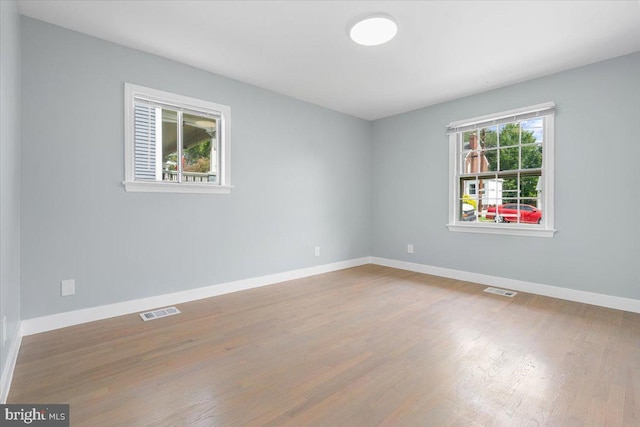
447, 103, 555, 237
123, 83, 231, 194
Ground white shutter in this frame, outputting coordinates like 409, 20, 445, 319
133, 102, 156, 180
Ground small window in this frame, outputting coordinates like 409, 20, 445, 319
123, 83, 232, 194
447, 103, 555, 237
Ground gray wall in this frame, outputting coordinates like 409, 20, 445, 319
17, 16, 640, 321
0, 0, 21, 385
372, 52, 640, 299
20, 18, 372, 319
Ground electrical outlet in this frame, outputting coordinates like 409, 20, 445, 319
61, 279, 75, 296
407, 244, 414, 254
314, 246, 320, 257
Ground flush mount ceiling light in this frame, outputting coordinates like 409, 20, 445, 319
349, 14, 398, 46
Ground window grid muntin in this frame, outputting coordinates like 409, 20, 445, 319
455, 116, 546, 226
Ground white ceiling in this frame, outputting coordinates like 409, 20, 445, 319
17, 1, 640, 120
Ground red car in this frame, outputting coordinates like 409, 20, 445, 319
486, 204, 542, 224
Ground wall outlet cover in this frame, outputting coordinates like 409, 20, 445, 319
61, 279, 75, 296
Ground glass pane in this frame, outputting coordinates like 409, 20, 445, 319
520, 175, 541, 199
461, 150, 476, 174
460, 178, 478, 198
477, 178, 499, 212
483, 197, 498, 222
520, 199, 542, 224
521, 118, 543, 143
476, 180, 490, 222
459, 199, 478, 222
498, 123, 519, 146
476, 179, 495, 212
521, 143, 542, 169
182, 114, 217, 183
485, 197, 516, 223
521, 198, 540, 209
463, 130, 478, 150
496, 198, 518, 223
461, 130, 483, 174
463, 149, 488, 174
161, 109, 179, 182
483, 126, 498, 149
485, 149, 498, 172
460, 177, 477, 197
501, 177, 518, 200
460, 150, 470, 174
499, 147, 519, 171
459, 131, 470, 173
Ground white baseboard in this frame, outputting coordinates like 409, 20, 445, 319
8, 255, 639, 402
21, 255, 640, 337
371, 257, 640, 314
21, 257, 372, 336
0, 322, 23, 403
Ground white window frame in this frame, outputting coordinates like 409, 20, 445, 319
123, 83, 232, 194
446, 102, 556, 238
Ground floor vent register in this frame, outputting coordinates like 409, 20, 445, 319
139, 306, 181, 321
483, 287, 518, 297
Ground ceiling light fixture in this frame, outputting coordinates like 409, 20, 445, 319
349, 14, 398, 46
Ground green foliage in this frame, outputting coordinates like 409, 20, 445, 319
183, 138, 212, 173
184, 157, 210, 173
479, 123, 541, 199
184, 138, 211, 161
163, 138, 212, 173
164, 152, 178, 170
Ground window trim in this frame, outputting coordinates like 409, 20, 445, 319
123, 83, 232, 194
446, 103, 556, 238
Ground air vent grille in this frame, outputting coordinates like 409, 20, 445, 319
483, 287, 517, 297
139, 306, 181, 321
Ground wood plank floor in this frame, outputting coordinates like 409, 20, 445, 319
8, 265, 640, 426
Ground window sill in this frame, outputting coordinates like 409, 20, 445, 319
446, 223, 556, 238
123, 181, 233, 194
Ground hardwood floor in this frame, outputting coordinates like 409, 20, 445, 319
8, 265, 640, 426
